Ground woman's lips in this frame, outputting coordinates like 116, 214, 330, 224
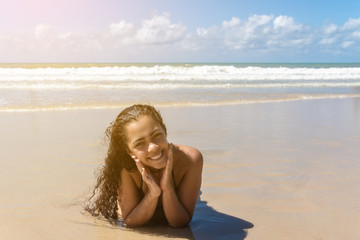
148, 151, 163, 160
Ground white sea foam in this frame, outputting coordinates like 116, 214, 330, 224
1, 65, 360, 90
1, 65, 360, 83
1, 64, 360, 111
1, 82, 360, 90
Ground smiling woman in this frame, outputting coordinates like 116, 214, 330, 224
85, 104, 203, 227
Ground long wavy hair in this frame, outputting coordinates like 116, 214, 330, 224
84, 104, 167, 223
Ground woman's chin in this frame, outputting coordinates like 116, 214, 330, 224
148, 160, 167, 170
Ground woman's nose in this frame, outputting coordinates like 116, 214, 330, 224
147, 142, 159, 152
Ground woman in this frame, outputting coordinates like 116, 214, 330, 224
86, 104, 203, 227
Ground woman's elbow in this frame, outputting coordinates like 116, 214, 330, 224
168, 216, 192, 228
123, 216, 147, 228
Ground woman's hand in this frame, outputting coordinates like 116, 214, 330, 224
132, 155, 161, 198
160, 143, 175, 193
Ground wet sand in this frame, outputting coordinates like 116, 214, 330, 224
1, 98, 360, 239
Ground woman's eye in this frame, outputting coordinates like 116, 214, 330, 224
152, 134, 162, 140
155, 132, 163, 137
135, 142, 144, 148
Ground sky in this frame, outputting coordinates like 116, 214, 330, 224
1, 0, 360, 63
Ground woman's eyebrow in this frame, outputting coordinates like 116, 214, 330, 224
150, 128, 161, 135
132, 128, 159, 145
132, 137, 144, 145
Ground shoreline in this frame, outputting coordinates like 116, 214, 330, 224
2, 94, 360, 113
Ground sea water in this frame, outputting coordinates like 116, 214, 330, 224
1, 63, 360, 111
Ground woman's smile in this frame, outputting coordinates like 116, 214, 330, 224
126, 115, 169, 169
148, 150, 163, 161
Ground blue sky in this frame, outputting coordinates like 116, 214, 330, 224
1, 0, 360, 62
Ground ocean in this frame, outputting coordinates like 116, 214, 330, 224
1, 63, 360, 111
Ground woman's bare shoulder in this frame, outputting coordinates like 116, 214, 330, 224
175, 144, 203, 165
173, 144, 203, 187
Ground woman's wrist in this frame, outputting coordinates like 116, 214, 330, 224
148, 187, 161, 198
161, 185, 175, 195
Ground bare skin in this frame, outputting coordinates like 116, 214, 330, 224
116, 115, 203, 227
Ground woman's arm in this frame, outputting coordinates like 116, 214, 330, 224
118, 163, 161, 227
161, 145, 203, 227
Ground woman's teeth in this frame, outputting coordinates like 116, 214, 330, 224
149, 152, 162, 160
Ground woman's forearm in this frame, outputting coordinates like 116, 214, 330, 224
123, 192, 159, 227
161, 189, 191, 227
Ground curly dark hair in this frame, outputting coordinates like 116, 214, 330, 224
84, 104, 167, 223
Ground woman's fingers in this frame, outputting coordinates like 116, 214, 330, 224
131, 155, 161, 197
160, 143, 175, 191
132, 155, 151, 183
132, 155, 145, 173
168, 143, 174, 166
132, 155, 149, 181
164, 143, 174, 175
141, 168, 161, 196
131, 155, 159, 189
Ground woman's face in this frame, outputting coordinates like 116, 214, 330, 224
125, 115, 168, 170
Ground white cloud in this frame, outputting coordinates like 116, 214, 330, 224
320, 38, 335, 45
219, 14, 308, 50
317, 19, 360, 53
102, 13, 187, 46
1, 13, 360, 62
341, 41, 354, 48
222, 17, 241, 28
196, 28, 208, 37
323, 24, 338, 34
248, 14, 273, 27
34, 24, 52, 39
109, 21, 135, 38
135, 13, 186, 44
196, 26, 219, 39
220, 15, 273, 49
105, 20, 136, 45
273, 16, 302, 31
342, 18, 360, 30
352, 31, 360, 39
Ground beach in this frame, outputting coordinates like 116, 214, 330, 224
1, 97, 359, 240
2, 0, 360, 236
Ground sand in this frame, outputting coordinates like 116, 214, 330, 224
1, 98, 360, 240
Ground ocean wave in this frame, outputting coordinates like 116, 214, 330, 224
2, 64, 360, 112
1, 65, 360, 82
1, 81, 360, 90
